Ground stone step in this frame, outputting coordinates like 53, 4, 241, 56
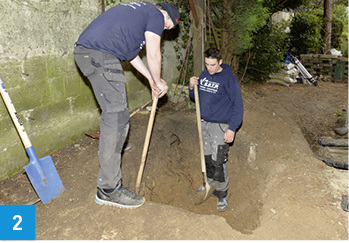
318, 138, 348, 147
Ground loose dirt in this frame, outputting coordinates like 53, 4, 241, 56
0, 81, 348, 240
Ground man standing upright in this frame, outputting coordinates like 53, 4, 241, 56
74, 1, 179, 209
189, 48, 243, 212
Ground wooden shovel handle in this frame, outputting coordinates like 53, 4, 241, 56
135, 97, 158, 194
0, 77, 32, 148
194, 84, 207, 183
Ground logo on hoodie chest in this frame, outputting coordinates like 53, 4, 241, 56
200, 77, 220, 94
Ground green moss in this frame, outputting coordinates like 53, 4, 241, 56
0, 54, 100, 180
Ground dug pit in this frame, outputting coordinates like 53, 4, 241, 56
122, 105, 266, 234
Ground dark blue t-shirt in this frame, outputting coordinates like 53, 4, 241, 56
76, 1, 164, 61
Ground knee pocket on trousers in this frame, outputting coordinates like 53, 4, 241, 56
101, 86, 127, 113
216, 144, 229, 165
213, 165, 225, 182
212, 144, 229, 183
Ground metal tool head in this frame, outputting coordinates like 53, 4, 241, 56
194, 182, 217, 205
24, 147, 65, 204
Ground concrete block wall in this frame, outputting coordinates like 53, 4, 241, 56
0, 0, 180, 181
300, 54, 348, 82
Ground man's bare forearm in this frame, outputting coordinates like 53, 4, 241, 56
129, 55, 155, 85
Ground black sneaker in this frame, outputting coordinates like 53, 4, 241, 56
95, 182, 145, 209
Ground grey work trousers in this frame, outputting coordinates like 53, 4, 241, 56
202, 121, 230, 193
74, 45, 129, 189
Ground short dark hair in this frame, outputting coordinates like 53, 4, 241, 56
204, 48, 222, 61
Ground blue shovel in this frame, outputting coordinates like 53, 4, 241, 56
0, 76, 64, 204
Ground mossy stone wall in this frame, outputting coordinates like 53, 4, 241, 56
0, 0, 179, 181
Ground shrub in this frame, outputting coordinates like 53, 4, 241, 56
289, 12, 322, 55
241, 21, 289, 82
332, 4, 348, 56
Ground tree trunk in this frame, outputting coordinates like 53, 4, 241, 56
220, 0, 234, 66
190, 0, 206, 75
322, 0, 333, 54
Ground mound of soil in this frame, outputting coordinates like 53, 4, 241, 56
0, 81, 347, 240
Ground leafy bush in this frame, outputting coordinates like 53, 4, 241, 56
340, 23, 348, 57
240, 22, 289, 82
332, 4, 348, 56
289, 12, 322, 55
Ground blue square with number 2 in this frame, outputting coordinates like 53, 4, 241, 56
0, 205, 35, 240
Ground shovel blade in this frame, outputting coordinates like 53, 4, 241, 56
24, 155, 65, 204
194, 182, 217, 205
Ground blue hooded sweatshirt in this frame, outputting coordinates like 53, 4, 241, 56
189, 63, 243, 132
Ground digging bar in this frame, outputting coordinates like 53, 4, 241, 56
193, 84, 216, 205
135, 97, 158, 194
0, 76, 65, 204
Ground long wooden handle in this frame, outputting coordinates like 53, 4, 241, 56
194, 84, 207, 183
135, 97, 158, 194
0, 76, 32, 149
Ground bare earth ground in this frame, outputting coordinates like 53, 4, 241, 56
0, 81, 348, 240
